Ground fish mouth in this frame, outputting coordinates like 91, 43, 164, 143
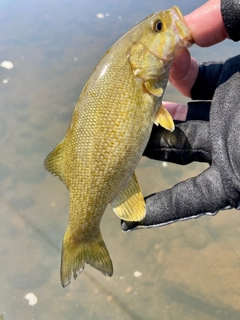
161, 8, 193, 64
151, 6, 193, 63
138, 6, 193, 70
171, 6, 194, 45
171, 6, 185, 22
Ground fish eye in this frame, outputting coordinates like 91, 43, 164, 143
153, 20, 163, 32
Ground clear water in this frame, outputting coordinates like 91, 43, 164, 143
1, 1, 240, 319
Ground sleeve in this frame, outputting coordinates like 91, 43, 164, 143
191, 55, 240, 100
190, 62, 223, 100
221, 0, 240, 42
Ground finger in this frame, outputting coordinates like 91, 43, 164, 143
184, 0, 228, 47
164, 101, 211, 122
144, 120, 211, 165
162, 101, 188, 121
169, 50, 199, 97
121, 166, 230, 231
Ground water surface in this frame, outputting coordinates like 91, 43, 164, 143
1, 1, 240, 319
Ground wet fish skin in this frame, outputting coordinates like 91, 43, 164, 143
44, 6, 192, 287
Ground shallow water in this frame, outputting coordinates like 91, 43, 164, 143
1, 0, 240, 319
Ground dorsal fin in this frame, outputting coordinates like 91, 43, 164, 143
44, 139, 65, 183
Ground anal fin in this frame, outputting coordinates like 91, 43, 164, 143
154, 104, 175, 132
111, 172, 146, 221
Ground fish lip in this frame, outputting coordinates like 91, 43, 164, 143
170, 6, 194, 45
171, 6, 185, 21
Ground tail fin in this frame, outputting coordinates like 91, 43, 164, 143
60, 232, 113, 287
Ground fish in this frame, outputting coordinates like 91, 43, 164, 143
44, 6, 193, 287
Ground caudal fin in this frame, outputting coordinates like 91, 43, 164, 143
60, 232, 113, 287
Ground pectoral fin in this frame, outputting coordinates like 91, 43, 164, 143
154, 104, 175, 132
144, 80, 163, 97
111, 172, 146, 221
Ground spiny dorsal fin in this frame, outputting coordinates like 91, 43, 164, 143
44, 139, 65, 183
111, 172, 146, 221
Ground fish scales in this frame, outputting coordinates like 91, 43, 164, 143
44, 6, 193, 287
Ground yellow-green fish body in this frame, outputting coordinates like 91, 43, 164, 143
44, 6, 192, 287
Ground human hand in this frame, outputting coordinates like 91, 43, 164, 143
121, 1, 240, 231
122, 57, 240, 230
168, 0, 229, 105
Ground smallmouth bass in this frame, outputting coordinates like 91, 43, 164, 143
44, 6, 193, 287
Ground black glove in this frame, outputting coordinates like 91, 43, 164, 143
122, 55, 240, 231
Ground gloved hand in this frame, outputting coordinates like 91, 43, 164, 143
122, 56, 240, 231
